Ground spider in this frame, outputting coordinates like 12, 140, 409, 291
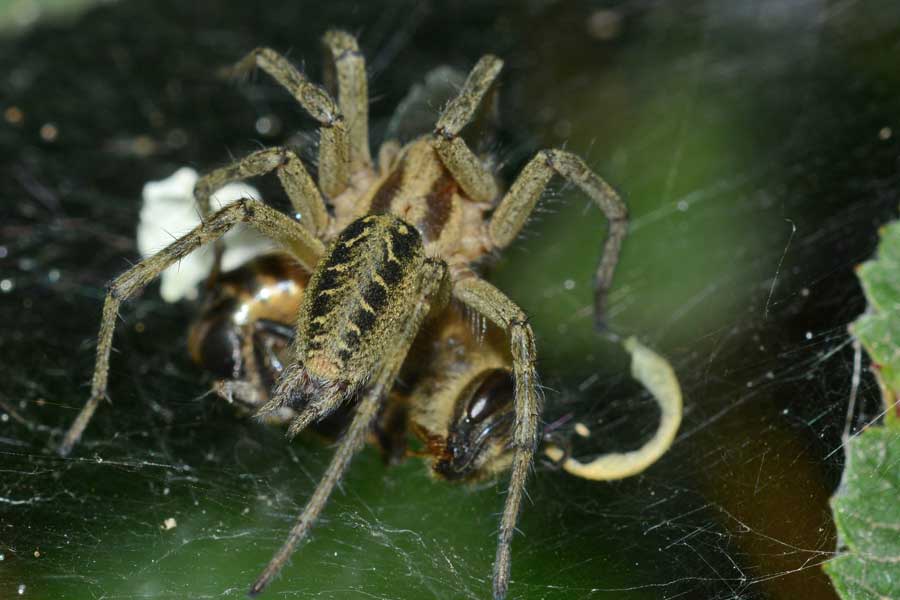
57, 30, 680, 598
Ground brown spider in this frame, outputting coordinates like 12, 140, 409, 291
57, 30, 672, 599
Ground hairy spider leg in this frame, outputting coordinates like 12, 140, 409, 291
194, 147, 329, 237
432, 54, 503, 203
249, 259, 449, 596
322, 29, 372, 172
226, 46, 350, 198
57, 200, 324, 457
428, 52, 630, 599
490, 149, 628, 327
425, 53, 541, 600
453, 276, 541, 600
193, 29, 368, 276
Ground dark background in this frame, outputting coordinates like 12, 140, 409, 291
1, 1, 898, 599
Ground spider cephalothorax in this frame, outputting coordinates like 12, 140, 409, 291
57, 29, 662, 599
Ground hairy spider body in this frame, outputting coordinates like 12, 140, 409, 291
271, 214, 437, 436
59, 30, 636, 599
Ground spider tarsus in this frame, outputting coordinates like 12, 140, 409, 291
57, 390, 106, 457
223, 49, 261, 81
492, 563, 510, 600
57, 439, 73, 458
247, 575, 269, 598
286, 409, 318, 439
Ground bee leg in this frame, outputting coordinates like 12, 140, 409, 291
213, 380, 265, 414
253, 319, 296, 341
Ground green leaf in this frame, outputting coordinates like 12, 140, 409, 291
824, 428, 900, 599
848, 217, 900, 428
851, 311, 900, 424
825, 212, 900, 598
855, 221, 900, 313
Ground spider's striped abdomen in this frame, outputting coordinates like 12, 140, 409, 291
293, 214, 426, 391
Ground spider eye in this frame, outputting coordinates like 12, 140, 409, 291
466, 370, 514, 423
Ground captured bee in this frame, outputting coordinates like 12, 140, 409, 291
407, 316, 517, 482
187, 253, 309, 423
58, 30, 682, 599
189, 251, 518, 481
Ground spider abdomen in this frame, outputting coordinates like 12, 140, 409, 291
292, 214, 428, 393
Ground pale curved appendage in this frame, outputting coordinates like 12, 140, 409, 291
490, 149, 628, 328
544, 337, 682, 481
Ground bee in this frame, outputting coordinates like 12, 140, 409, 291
188, 251, 517, 480
58, 30, 682, 598
186, 253, 310, 423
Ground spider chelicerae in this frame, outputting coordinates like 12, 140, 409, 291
58, 30, 682, 599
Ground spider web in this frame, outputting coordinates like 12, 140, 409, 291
1, 1, 898, 599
